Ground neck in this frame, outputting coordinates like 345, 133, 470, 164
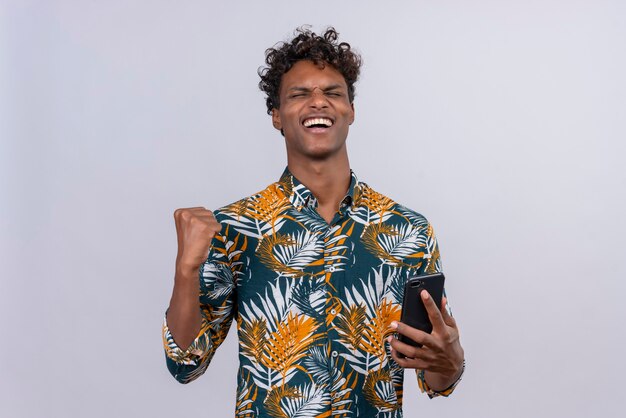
287, 152, 351, 210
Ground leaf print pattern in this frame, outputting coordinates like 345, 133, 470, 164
322, 222, 352, 274
236, 370, 259, 417
240, 317, 268, 364
259, 312, 322, 381
162, 168, 458, 417
337, 273, 401, 375
363, 369, 400, 413
291, 279, 326, 320
265, 383, 331, 418
201, 262, 235, 301
302, 345, 357, 417
362, 222, 428, 269
335, 304, 367, 352
221, 184, 293, 239
350, 183, 395, 226
257, 230, 324, 279
291, 208, 328, 233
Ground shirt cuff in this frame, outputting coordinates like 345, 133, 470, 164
162, 311, 213, 365
417, 360, 465, 398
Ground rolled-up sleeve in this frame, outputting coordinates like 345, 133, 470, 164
162, 229, 236, 384
417, 360, 465, 398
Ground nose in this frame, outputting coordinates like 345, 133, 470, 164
309, 87, 329, 109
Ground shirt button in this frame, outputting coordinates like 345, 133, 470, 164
328, 266, 336, 272
330, 309, 337, 315
331, 351, 338, 358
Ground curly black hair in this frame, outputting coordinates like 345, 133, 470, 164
258, 26, 362, 115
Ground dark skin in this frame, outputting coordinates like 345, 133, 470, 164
274, 60, 464, 390
271, 60, 354, 223
167, 207, 222, 349
389, 291, 464, 391
167, 58, 464, 391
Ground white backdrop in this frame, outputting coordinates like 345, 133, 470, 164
2, 1, 625, 417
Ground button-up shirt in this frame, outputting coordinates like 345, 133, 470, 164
163, 168, 458, 417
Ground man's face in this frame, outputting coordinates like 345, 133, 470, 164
272, 60, 355, 163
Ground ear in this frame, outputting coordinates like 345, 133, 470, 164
349, 103, 355, 125
271, 108, 282, 130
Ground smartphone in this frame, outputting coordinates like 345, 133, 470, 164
398, 272, 446, 350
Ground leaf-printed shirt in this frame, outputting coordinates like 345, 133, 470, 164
163, 168, 459, 417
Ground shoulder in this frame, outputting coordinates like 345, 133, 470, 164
355, 181, 433, 228
393, 202, 433, 229
212, 180, 287, 222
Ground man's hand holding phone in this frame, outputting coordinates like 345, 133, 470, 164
389, 289, 465, 392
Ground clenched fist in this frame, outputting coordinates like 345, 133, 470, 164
174, 207, 222, 277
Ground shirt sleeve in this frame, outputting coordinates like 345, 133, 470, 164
415, 225, 464, 398
162, 231, 236, 384
417, 361, 465, 398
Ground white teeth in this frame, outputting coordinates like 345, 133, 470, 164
303, 117, 333, 128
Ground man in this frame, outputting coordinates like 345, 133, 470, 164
163, 27, 465, 417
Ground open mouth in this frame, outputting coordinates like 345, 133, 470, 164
303, 117, 334, 129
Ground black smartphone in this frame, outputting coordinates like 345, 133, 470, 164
398, 272, 446, 350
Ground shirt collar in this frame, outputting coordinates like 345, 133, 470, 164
278, 167, 359, 212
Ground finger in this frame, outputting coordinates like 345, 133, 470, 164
441, 297, 457, 328
421, 290, 447, 332
389, 335, 419, 359
391, 321, 435, 349
389, 336, 435, 362
197, 211, 219, 222
389, 338, 430, 369
391, 349, 427, 369
194, 210, 219, 223
201, 216, 223, 235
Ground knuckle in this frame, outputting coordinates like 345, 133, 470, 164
174, 208, 186, 219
